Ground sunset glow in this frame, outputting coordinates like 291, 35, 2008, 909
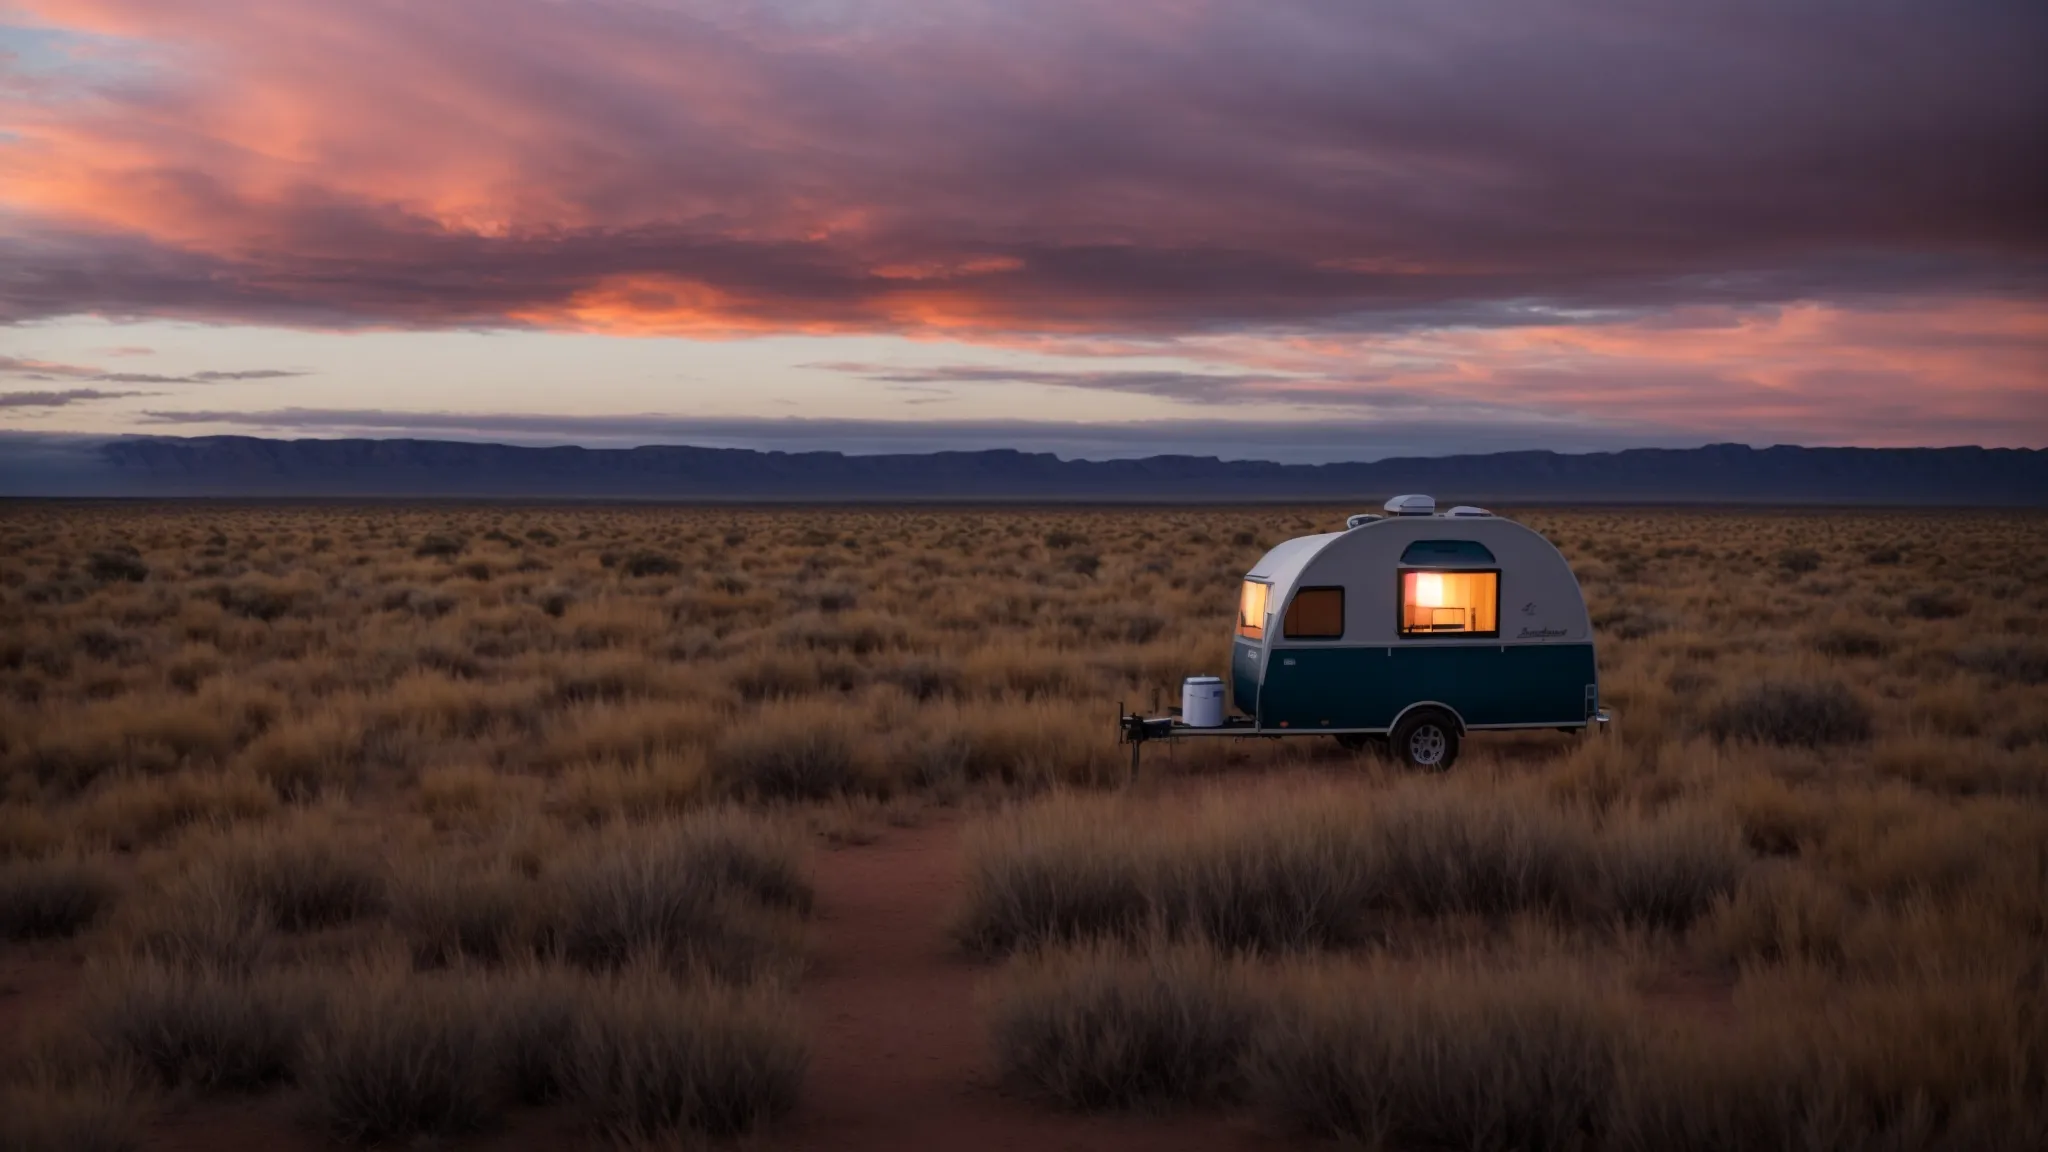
2, 1, 2042, 455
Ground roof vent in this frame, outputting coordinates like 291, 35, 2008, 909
1345, 513, 1382, 529
1446, 505, 1493, 518
1384, 493, 1435, 517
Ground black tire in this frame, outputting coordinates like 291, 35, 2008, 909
1389, 709, 1460, 772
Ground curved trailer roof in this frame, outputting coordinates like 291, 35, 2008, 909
1244, 513, 1590, 645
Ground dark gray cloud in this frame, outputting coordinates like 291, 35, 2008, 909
1, 0, 2041, 334
126, 405, 1724, 463
94, 369, 308, 384
814, 360, 1516, 411
815, 362, 1311, 405
0, 354, 308, 385
0, 388, 154, 408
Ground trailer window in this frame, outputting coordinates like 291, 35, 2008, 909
1284, 587, 1344, 639
1399, 569, 1499, 637
1237, 581, 1270, 639
1400, 540, 1497, 565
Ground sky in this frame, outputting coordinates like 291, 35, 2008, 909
1, 0, 2043, 462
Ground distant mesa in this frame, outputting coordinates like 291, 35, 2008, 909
1, 435, 2043, 503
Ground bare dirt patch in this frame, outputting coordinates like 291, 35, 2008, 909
782, 816, 1282, 1152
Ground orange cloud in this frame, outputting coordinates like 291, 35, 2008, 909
1, 0, 2043, 444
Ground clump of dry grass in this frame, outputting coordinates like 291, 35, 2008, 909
0, 855, 117, 940
1370, 785, 1594, 918
69, 769, 276, 851
117, 871, 275, 974
565, 963, 806, 1141
233, 712, 364, 801
1248, 959, 1630, 1151
710, 703, 869, 800
300, 964, 500, 1145
1955, 641, 2048, 685
201, 819, 388, 933
962, 783, 1741, 955
1593, 805, 1745, 930
989, 942, 1258, 1109
490, 962, 584, 1105
1614, 971, 2048, 1152
956, 796, 1153, 956
388, 860, 524, 967
1697, 866, 1853, 968
1701, 680, 1873, 747
0, 1068, 146, 1152
1148, 793, 1382, 953
543, 811, 809, 978
85, 959, 314, 1091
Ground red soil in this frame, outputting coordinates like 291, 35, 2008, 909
778, 816, 1284, 1152
112, 815, 1286, 1150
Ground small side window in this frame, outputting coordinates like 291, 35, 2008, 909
1400, 540, 1497, 565
1284, 586, 1345, 639
1237, 581, 1270, 639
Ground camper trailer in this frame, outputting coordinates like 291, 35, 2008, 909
1120, 495, 1608, 771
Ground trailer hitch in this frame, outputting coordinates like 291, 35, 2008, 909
1116, 701, 1177, 783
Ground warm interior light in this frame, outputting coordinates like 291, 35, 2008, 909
1414, 572, 1444, 608
1238, 581, 1269, 638
1401, 569, 1499, 635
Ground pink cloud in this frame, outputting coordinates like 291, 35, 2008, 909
0, 1, 2042, 443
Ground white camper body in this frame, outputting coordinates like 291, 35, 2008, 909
1122, 497, 1607, 771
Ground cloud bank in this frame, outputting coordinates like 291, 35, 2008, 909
1, 0, 2042, 451
1, 0, 2042, 336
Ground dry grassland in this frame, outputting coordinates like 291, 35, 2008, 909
1, 501, 2044, 1149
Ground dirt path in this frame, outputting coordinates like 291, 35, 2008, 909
121, 812, 1290, 1150
776, 817, 1285, 1152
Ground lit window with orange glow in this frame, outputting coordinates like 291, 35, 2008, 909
1399, 570, 1499, 637
1237, 581, 1270, 639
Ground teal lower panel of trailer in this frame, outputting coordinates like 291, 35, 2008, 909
1231, 640, 1262, 716
1255, 643, 1597, 730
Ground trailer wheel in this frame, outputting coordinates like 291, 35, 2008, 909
1390, 710, 1459, 772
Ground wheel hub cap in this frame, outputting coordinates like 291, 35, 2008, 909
1410, 726, 1446, 764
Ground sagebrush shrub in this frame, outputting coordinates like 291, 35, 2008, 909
956, 800, 1152, 956
492, 964, 584, 1104
1776, 547, 1822, 574
1151, 806, 1381, 953
1593, 808, 1745, 929
0, 1071, 144, 1152
302, 967, 501, 1145
544, 813, 808, 978
567, 965, 804, 1141
209, 824, 387, 932
1810, 625, 1893, 658
1249, 961, 1629, 1152
621, 550, 681, 577
1955, 642, 2048, 685
1702, 681, 1873, 747
1904, 591, 1968, 620
88, 959, 312, 1091
413, 534, 464, 558
0, 856, 116, 941
121, 872, 274, 974
710, 710, 866, 800
990, 943, 1257, 1109
87, 549, 149, 583
1371, 787, 1595, 917
389, 863, 524, 967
